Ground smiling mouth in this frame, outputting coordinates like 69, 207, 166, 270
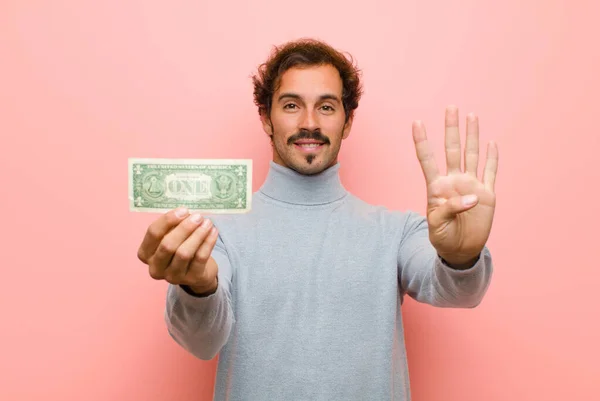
294, 141, 325, 152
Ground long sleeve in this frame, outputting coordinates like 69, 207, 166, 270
164, 237, 235, 360
397, 211, 493, 308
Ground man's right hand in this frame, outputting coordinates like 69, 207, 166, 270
137, 207, 220, 295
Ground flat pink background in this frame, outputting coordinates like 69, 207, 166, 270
1, 1, 598, 400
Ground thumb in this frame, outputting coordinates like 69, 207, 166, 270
435, 194, 479, 223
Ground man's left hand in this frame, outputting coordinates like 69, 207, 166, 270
412, 105, 499, 268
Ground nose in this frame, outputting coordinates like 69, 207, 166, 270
299, 109, 319, 131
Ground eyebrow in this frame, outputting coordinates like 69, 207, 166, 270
277, 92, 341, 104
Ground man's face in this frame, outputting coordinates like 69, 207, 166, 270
261, 64, 353, 175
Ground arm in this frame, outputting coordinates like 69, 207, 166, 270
401, 106, 499, 307
397, 211, 493, 308
164, 238, 235, 360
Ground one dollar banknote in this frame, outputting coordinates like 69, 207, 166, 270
128, 158, 252, 214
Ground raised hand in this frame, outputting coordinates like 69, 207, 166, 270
137, 207, 220, 295
412, 106, 499, 269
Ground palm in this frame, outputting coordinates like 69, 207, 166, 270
412, 106, 499, 265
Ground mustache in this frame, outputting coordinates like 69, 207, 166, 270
287, 129, 331, 145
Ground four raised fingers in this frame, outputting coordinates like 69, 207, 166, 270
414, 106, 496, 188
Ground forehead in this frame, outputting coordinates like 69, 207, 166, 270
276, 64, 343, 97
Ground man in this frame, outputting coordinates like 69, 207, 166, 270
137, 38, 498, 400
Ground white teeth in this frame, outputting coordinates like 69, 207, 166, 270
299, 143, 320, 148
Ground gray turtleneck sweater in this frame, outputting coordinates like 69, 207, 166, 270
164, 161, 493, 401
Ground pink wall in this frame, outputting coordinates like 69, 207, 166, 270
1, 1, 598, 399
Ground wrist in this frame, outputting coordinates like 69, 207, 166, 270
438, 253, 481, 270
182, 277, 218, 297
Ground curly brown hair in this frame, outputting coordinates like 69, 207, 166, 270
252, 38, 363, 123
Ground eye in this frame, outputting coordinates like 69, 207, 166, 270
283, 103, 298, 110
321, 105, 335, 112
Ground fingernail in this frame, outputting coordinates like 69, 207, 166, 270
201, 218, 212, 228
462, 195, 478, 206
190, 213, 202, 223
175, 207, 188, 218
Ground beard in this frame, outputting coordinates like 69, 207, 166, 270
270, 127, 342, 175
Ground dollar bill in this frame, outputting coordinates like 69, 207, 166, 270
128, 158, 252, 214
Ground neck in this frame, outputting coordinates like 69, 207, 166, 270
259, 161, 347, 205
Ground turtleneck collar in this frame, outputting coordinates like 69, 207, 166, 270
258, 161, 348, 205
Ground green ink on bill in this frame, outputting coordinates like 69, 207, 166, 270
128, 158, 252, 214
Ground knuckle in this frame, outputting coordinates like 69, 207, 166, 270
194, 250, 209, 264
147, 225, 161, 240
197, 248, 211, 261
175, 248, 193, 262
158, 241, 176, 255
148, 267, 163, 280
137, 248, 147, 263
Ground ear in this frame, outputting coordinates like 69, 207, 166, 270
342, 115, 353, 139
260, 109, 273, 137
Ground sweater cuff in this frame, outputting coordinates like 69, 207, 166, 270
172, 279, 222, 310
180, 276, 219, 298
436, 248, 488, 274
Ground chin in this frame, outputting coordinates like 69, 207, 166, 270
273, 145, 339, 175
288, 157, 333, 175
